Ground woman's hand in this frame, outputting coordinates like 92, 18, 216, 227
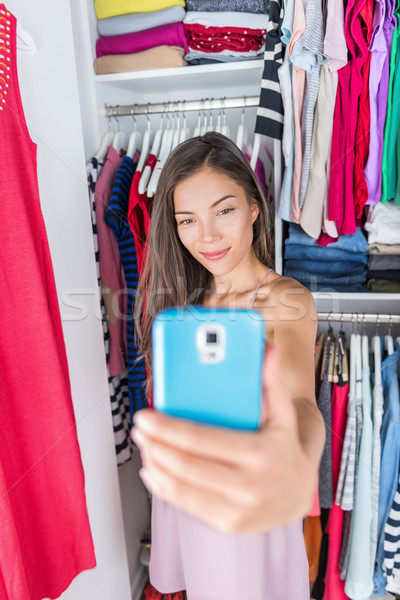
132, 346, 321, 534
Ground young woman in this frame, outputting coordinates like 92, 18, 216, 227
132, 132, 325, 600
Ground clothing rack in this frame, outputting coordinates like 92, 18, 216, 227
104, 96, 260, 118
318, 312, 400, 324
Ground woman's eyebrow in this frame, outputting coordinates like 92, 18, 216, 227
174, 195, 236, 215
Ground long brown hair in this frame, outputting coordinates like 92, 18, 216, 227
135, 131, 273, 390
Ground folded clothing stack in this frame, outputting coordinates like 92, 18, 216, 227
183, 2, 268, 65
284, 224, 368, 293
364, 202, 400, 293
93, 0, 188, 74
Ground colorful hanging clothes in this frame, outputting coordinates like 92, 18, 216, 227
381, 0, 400, 203
0, 5, 95, 598
128, 154, 157, 276
323, 0, 372, 243
106, 155, 148, 418
88, 157, 132, 465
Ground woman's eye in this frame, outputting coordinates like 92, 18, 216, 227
219, 208, 234, 215
178, 218, 195, 226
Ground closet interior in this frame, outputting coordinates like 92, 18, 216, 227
6, 0, 400, 598
71, 0, 400, 598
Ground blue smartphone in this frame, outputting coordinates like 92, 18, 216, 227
152, 307, 265, 430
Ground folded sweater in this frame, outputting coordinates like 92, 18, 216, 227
96, 22, 189, 57
94, 45, 187, 74
95, 0, 185, 20
97, 5, 186, 36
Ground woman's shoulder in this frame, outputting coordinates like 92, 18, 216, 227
255, 270, 317, 323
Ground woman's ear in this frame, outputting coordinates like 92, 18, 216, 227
251, 201, 260, 224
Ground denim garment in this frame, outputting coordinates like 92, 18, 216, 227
372, 339, 400, 597
286, 224, 368, 252
285, 259, 367, 275
301, 282, 367, 293
284, 244, 369, 264
284, 268, 367, 285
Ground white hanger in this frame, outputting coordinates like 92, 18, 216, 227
112, 131, 127, 153
94, 130, 114, 162
111, 108, 127, 153
206, 102, 216, 133
193, 101, 204, 137
362, 333, 369, 370
250, 133, 262, 170
179, 103, 191, 142
136, 106, 153, 173
215, 105, 223, 134
384, 315, 394, 356
200, 100, 209, 136
171, 103, 182, 150
138, 110, 165, 194
147, 129, 174, 197
17, 21, 37, 53
236, 98, 249, 151
349, 333, 356, 396
147, 110, 174, 198
371, 333, 382, 386
220, 98, 231, 139
126, 106, 142, 159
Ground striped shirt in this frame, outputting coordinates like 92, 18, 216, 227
106, 155, 148, 418
384, 474, 400, 594
88, 157, 132, 465
335, 334, 359, 510
298, 0, 325, 209
255, 0, 285, 139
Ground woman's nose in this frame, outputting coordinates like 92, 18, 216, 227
200, 219, 221, 243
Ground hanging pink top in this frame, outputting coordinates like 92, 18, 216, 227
96, 21, 189, 57
0, 5, 95, 599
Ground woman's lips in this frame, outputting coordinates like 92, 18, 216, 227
200, 248, 230, 261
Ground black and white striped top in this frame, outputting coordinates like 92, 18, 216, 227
255, 0, 285, 140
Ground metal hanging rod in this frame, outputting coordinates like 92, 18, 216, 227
317, 312, 400, 324
104, 96, 260, 119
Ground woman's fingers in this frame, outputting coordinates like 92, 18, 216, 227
133, 408, 261, 468
133, 427, 267, 508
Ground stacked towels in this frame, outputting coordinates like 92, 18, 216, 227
183, 2, 268, 65
284, 224, 368, 293
94, 1, 188, 74
364, 202, 400, 293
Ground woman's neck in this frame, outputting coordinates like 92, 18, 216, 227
208, 253, 268, 299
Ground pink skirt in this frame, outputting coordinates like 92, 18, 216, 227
150, 498, 310, 600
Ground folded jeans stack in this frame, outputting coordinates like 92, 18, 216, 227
93, 0, 188, 74
284, 224, 368, 292
183, 2, 268, 65
364, 202, 400, 292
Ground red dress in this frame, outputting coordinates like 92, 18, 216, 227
0, 5, 95, 599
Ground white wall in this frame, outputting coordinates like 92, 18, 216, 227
6, 1, 132, 598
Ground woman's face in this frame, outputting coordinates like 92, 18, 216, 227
173, 167, 259, 277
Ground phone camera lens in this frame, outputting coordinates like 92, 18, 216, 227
206, 332, 218, 344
